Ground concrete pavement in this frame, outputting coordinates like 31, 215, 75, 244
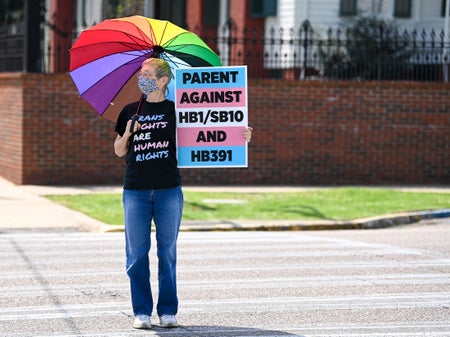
0, 177, 112, 233
0, 176, 449, 233
3, 228, 450, 336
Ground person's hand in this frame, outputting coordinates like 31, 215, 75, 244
114, 117, 141, 158
126, 117, 141, 135
243, 127, 253, 143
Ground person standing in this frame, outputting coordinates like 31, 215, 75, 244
114, 57, 252, 329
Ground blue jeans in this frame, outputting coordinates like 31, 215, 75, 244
123, 186, 183, 316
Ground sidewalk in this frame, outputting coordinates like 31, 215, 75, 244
0, 176, 449, 233
0, 177, 111, 232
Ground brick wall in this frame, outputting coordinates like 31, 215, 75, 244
0, 73, 449, 186
0, 73, 124, 185
244, 80, 450, 185
0, 74, 23, 183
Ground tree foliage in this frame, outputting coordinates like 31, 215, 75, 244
320, 16, 414, 80
0, 0, 24, 25
102, 0, 144, 19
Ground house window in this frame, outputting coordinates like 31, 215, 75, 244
203, 0, 220, 25
340, 0, 357, 16
394, 0, 411, 18
250, 0, 277, 18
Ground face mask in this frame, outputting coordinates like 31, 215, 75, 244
138, 76, 159, 94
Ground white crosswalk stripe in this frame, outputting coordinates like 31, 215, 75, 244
0, 231, 449, 336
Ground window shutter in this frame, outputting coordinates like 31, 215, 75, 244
251, 0, 277, 18
442, 0, 448, 17
203, 0, 220, 25
340, 0, 357, 16
394, 0, 412, 18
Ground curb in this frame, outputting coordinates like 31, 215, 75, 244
358, 209, 450, 230
93, 208, 450, 233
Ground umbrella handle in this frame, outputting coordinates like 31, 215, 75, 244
129, 94, 144, 133
129, 114, 138, 133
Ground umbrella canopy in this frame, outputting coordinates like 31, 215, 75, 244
69, 15, 222, 122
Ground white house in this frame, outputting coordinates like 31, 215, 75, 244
266, 0, 450, 33
67, 1, 450, 44
65, 0, 450, 79
259, 0, 450, 77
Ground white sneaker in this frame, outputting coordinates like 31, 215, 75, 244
159, 314, 178, 328
133, 314, 151, 329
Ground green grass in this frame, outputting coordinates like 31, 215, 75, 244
46, 187, 450, 226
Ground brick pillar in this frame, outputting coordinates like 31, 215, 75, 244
228, 0, 265, 76
48, 0, 74, 73
185, 0, 219, 57
228, 0, 246, 65
229, 0, 246, 30
186, 0, 203, 32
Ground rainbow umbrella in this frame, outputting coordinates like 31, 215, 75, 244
69, 15, 222, 122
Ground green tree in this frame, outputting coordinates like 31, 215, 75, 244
1, 0, 24, 25
102, 0, 144, 18
320, 16, 413, 80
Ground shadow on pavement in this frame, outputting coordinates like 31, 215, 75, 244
152, 325, 302, 336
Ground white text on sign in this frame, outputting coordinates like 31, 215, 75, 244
178, 110, 245, 125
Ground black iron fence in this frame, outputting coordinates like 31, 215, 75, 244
0, 23, 24, 72
2, 18, 450, 82
197, 19, 450, 82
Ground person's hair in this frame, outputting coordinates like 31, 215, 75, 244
141, 58, 172, 86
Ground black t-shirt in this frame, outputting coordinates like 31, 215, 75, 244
115, 99, 182, 190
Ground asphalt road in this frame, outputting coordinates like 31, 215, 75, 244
0, 219, 449, 337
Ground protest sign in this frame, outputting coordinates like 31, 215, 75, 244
175, 66, 248, 168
